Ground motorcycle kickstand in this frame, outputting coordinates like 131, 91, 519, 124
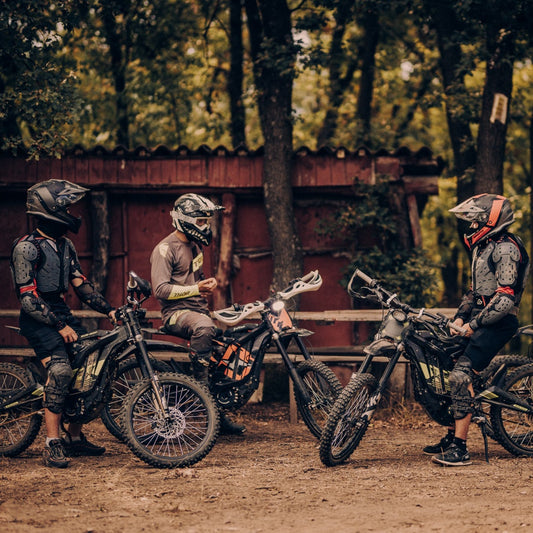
473, 415, 490, 464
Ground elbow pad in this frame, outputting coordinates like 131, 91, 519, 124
74, 279, 113, 315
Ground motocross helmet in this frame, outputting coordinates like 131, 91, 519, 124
171, 193, 224, 246
449, 193, 514, 249
26, 179, 89, 234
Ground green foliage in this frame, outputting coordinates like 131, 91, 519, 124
0, 1, 82, 157
318, 179, 439, 307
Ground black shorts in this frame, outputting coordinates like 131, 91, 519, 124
463, 314, 518, 372
19, 311, 86, 362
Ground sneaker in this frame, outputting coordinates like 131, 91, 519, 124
220, 413, 246, 436
62, 431, 106, 457
432, 443, 472, 466
422, 433, 455, 455
43, 439, 70, 468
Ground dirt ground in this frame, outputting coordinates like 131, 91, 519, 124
1, 401, 532, 533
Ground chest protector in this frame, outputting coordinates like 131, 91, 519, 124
472, 233, 529, 305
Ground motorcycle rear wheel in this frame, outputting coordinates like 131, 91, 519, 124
294, 359, 343, 438
121, 373, 219, 468
100, 356, 172, 441
0, 362, 43, 457
319, 372, 378, 467
490, 363, 533, 456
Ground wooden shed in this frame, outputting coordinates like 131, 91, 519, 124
0, 144, 444, 351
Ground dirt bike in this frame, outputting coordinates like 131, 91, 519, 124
134, 270, 343, 439
319, 268, 533, 466
0, 272, 219, 468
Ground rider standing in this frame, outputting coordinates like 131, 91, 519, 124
425, 194, 529, 466
150, 193, 245, 435
10, 180, 116, 468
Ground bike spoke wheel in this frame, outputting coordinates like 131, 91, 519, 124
294, 359, 343, 438
121, 373, 219, 468
319, 373, 378, 467
101, 355, 171, 441
491, 363, 533, 456
0, 363, 43, 457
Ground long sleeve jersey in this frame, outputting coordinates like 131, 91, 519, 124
150, 232, 209, 324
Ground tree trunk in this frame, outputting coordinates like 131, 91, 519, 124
214, 193, 236, 309
474, 27, 515, 194
244, 0, 303, 291
317, 0, 355, 147
229, 0, 246, 148
426, 0, 477, 202
101, 4, 130, 148
85, 190, 110, 331
355, 8, 380, 147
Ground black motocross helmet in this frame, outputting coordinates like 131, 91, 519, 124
449, 193, 514, 250
26, 179, 89, 234
170, 193, 224, 246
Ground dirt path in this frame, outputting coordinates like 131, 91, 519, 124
1, 402, 532, 533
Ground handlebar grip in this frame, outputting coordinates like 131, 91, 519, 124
448, 321, 467, 336
355, 269, 375, 286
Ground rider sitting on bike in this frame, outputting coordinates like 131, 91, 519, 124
425, 193, 530, 466
150, 193, 245, 435
10, 179, 116, 468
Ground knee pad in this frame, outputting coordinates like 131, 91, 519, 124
44, 356, 73, 414
449, 356, 474, 420
191, 325, 216, 355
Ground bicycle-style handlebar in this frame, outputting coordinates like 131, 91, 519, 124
214, 270, 323, 326
350, 268, 468, 336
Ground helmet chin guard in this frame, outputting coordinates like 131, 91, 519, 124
171, 193, 224, 246
450, 193, 515, 249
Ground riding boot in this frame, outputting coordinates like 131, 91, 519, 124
219, 412, 246, 435
192, 364, 208, 386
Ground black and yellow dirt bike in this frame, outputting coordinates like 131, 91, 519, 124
0, 272, 219, 468
319, 268, 533, 466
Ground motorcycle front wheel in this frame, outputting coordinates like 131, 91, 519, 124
319, 372, 378, 467
294, 359, 343, 438
490, 363, 533, 456
121, 373, 219, 468
0, 362, 43, 457
100, 355, 172, 441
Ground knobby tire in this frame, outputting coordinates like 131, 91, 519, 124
294, 359, 343, 438
0, 363, 43, 457
319, 373, 378, 467
490, 363, 533, 457
100, 355, 172, 441
121, 373, 219, 468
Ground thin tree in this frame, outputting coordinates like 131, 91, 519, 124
244, 0, 303, 290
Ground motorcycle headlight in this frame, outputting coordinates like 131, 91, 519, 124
270, 300, 285, 314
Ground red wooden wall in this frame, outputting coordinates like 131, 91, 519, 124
0, 146, 443, 349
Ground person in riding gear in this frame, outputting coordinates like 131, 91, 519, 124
10, 179, 116, 468
150, 193, 246, 435
426, 194, 529, 466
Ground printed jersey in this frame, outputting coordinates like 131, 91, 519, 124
455, 232, 530, 330
150, 232, 208, 324
10, 231, 112, 329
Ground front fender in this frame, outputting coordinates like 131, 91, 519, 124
363, 338, 398, 357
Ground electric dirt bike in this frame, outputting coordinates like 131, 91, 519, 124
0, 272, 219, 469
319, 268, 533, 466
131, 270, 342, 439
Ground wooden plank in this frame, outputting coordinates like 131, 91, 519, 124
0, 308, 456, 320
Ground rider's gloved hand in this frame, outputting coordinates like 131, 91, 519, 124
108, 310, 117, 324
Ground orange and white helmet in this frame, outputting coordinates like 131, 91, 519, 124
449, 193, 514, 249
